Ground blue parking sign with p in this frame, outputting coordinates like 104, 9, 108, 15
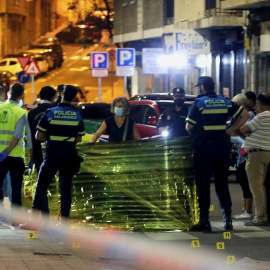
91, 52, 109, 69
116, 48, 135, 67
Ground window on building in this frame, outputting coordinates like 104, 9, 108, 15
205, 0, 216, 10
166, 0, 174, 18
164, 0, 174, 25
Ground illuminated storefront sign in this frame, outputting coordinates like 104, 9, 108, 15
163, 30, 210, 55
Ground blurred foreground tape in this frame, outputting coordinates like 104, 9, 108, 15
23, 137, 199, 231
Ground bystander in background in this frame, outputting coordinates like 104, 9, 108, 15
230, 94, 255, 219
240, 92, 270, 226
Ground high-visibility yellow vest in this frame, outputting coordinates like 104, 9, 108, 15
0, 102, 27, 158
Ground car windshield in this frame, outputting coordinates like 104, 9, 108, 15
156, 101, 175, 114
79, 103, 112, 120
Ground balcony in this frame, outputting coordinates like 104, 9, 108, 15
186, 6, 243, 30
205, 7, 243, 18
221, 0, 270, 10
0, 0, 27, 16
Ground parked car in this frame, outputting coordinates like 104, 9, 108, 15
38, 37, 61, 45
3, 54, 20, 59
55, 25, 102, 44
16, 52, 49, 74
78, 100, 193, 139
129, 100, 194, 138
29, 43, 64, 68
25, 48, 54, 70
0, 58, 22, 75
78, 102, 112, 142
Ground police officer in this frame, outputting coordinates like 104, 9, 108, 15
31, 85, 85, 219
28, 86, 56, 173
186, 76, 249, 231
158, 87, 189, 138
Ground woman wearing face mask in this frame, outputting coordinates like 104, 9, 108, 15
91, 97, 141, 143
157, 87, 189, 138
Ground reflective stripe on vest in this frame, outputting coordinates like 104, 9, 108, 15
49, 136, 76, 142
201, 109, 228, 114
0, 140, 25, 147
50, 120, 79, 126
0, 130, 14, 135
0, 102, 26, 158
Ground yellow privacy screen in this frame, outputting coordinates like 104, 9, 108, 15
23, 136, 198, 231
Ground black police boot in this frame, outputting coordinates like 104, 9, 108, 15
223, 210, 233, 231
190, 214, 212, 232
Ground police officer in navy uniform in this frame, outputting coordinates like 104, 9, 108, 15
158, 87, 189, 138
186, 76, 249, 231
32, 85, 85, 219
27, 86, 57, 214
28, 86, 57, 173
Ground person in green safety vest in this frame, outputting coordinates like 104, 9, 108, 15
0, 83, 32, 224
0, 83, 12, 213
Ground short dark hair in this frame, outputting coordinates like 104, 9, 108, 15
111, 97, 130, 115
195, 76, 215, 92
10, 83, 24, 100
63, 85, 78, 102
245, 91, 256, 103
39, 86, 56, 100
257, 92, 270, 106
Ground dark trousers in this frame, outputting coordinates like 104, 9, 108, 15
265, 168, 270, 218
32, 148, 77, 217
236, 161, 253, 199
0, 157, 25, 207
32, 142, 49, 213
193, 146, 232, 217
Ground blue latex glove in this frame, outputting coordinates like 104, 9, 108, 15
28, 158, 35, 171
0, 151, 9, 162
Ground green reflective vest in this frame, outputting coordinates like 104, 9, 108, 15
0, 102, 27, 158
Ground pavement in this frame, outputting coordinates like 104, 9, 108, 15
1, 181, 270, 270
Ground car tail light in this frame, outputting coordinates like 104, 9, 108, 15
148, 116, 157, 125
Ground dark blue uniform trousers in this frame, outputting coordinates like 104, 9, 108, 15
0, 157, 24, 207
32, 148, 77, 217
193, 145, 232, 218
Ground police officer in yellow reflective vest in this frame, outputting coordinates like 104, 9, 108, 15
0, 83, 32, 208
32, 85, 85, 218
186, 76, 249, 231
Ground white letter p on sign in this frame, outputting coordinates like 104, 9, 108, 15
94, 54, 105, 68
120, 51, 132, 65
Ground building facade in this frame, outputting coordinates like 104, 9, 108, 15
114, 0, 270, 97
0, 0, 55, 57
221, 0, 270, 94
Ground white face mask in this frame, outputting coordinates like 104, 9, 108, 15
17, 99, 23, 107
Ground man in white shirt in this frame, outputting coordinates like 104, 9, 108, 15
240, 92, 270, 226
